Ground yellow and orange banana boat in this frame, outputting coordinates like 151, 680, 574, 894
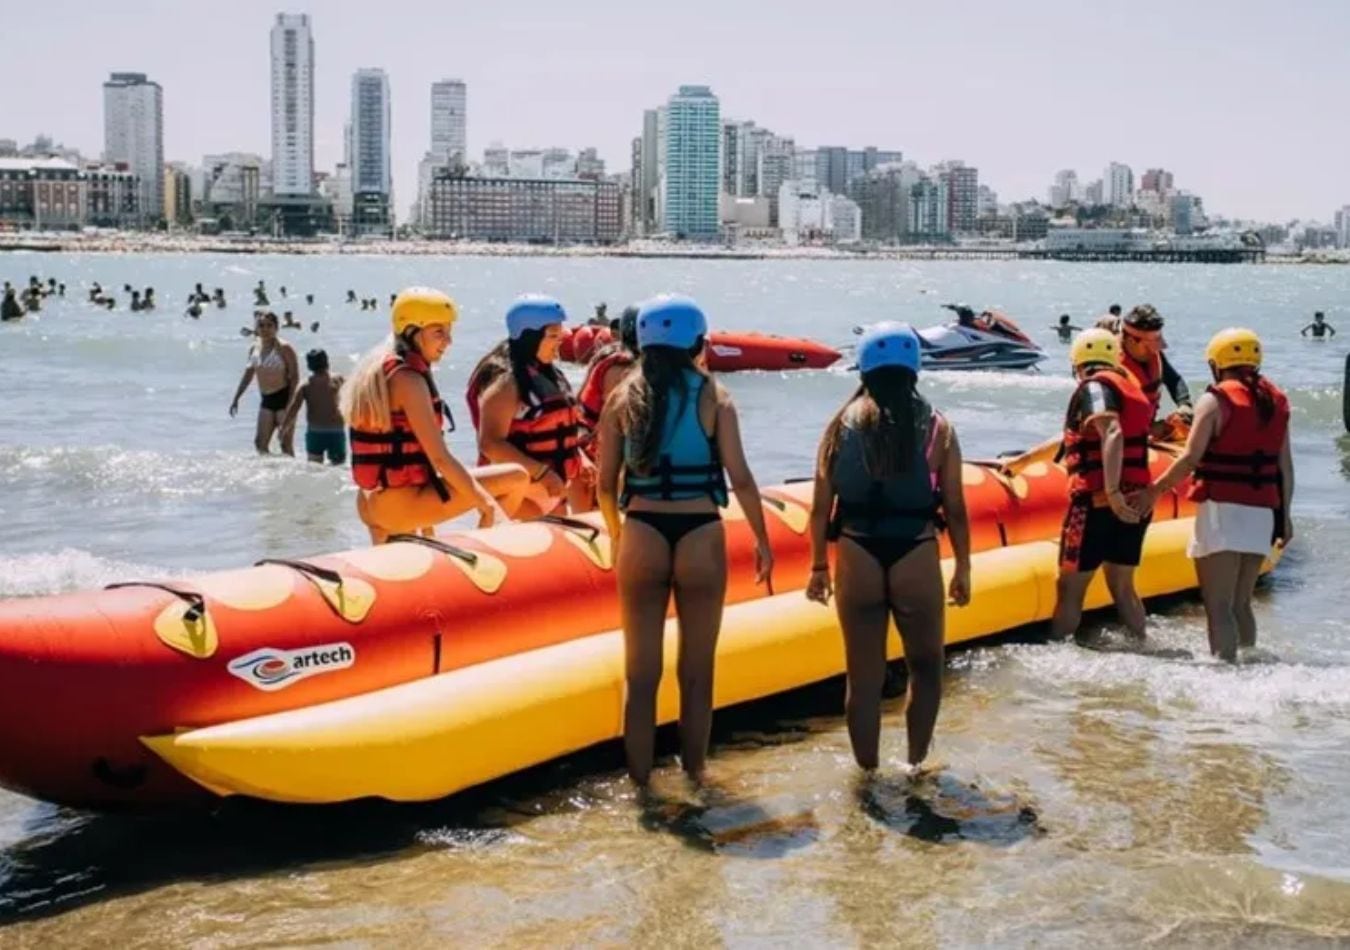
0, 441, 1237, 809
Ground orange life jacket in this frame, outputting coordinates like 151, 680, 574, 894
578, 348, 635, 431
1187, 377, 1289, 509
509, 364, 583, 480
1120, 346, 1163, 420
1062, 368, 1153, 498
349, 351, 452, 501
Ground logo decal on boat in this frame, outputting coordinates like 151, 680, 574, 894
710, 344, 743, 358
227, 642, 356, 691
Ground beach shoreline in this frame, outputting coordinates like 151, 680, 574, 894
2, 232, 1341, 264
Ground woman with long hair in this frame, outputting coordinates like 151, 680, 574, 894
342, 287, 527, 544
806, 322, 971, 773
596, 295, 773, 787
476, 295, 593, 516
1139, 328, 1293, 660
578, 304, 640, 442
229, 311, 299, 455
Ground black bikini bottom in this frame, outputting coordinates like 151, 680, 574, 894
841, 533, 936, 571
260, 388, 290, 412
625, 511, 721, 550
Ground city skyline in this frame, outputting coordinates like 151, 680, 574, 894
2, 0, 1347, 222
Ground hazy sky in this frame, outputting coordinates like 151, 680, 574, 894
4, 0, 1345, 221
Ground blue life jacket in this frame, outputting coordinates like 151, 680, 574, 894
830, 397, 941, 539
621, 369, 729, 508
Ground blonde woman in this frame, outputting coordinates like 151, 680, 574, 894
343, 287, 527, 543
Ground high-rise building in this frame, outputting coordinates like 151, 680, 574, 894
637, 108, 662, 235
1085, 178, 1104, 206
270, 13, 315, 197
163, 163, 193, 226
1105, 162, 1134, 208
850, 162, 922, 243
1048, 169, 1080, 207
977, 184, 998, 219
577, 148, 604, 179
1336, 206, 1350, 249
909, 175, 951, 241
663, 85, 720, 239
102, 72, 163, 226
350, 68, 391, 232
425, 173, 621, 243
430, 79, 467, 165
1140, 168, 1174, 194
815, 146, 902, 196
936, 161, 978, 233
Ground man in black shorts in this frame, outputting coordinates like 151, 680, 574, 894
1051, 329, 1153, 642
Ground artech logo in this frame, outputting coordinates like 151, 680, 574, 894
228, 642, 356, 692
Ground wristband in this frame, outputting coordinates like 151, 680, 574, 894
810, 563, 829, 572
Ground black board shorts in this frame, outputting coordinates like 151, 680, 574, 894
1059, 495, 1151, 573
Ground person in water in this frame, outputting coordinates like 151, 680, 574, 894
1, 286, 23, 321
1051, 329, 1152, 643
578, 305, 640, 445
1052, 313, 1081, 342
475, 295, 593, 516
596, 294, 773, 787
1137, 329, 1293, 661
229, 311, 299, 455
1115, 305, 1194, 428
283, 348, 348, 465
806, 323, 971, 772
1301, 311, 1336, 339
142, 287, 156, 310
254, 281, 269, 307
342, 287, 526, 543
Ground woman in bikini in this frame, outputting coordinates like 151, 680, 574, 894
806, 322, 971, 773
230, 311, 299, 455
596, 294, 774, 787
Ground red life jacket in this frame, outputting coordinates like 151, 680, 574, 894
509, 364, 583, 480
1062, 368, 1153, 498
1121, 346, 1163, 420
349, 351, 452, 501
1187, 377, 1289, 509
578, 348, 635, 430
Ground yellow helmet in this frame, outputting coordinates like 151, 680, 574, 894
1206, 327, 1262, 370
1070, 328, 1120, 369
391, 287, 458, 337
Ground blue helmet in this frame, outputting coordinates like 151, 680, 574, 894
636, 294, 708, 350
506, 294, 567, 340
856, 322, 922, 375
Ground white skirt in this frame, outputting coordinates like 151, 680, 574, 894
1189, 500, 1274, 558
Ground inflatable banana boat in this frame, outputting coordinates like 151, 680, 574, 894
562, 325, 841, 372
0, 442, 1240, 809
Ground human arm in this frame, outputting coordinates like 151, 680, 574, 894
229, 359, 256, 416
1300, 324, 1311, 336
477, 377, 565, 498
714, 386, 773, 588
1160, 352, 1192, 412
390, 371, 505, 523
1092, 413, 1139, 523
937, 419, 971, 605
1139, 392, 1220, 509
595, 400, 625, 545
281, 381, 308, 432
805, 434, 835, 604
1275, 428, 1294, 546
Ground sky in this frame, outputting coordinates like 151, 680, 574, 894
3, 0, 1346, 222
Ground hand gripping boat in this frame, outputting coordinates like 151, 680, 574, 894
0, 442, 1266, 808
561, 325, 841, 372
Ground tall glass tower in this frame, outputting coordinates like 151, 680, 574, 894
663, 85, 720, 240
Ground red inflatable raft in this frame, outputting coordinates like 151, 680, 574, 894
0, 441, 1207, 809
561, 326, 840, 372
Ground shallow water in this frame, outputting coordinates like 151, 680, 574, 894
1, 255, 1348, 945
